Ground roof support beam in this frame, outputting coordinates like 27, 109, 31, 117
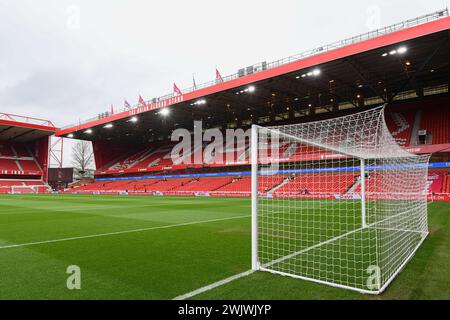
344, 57, 388, 103
8, 129, 36, 141
0, 126, 13, 135
389, 38, 449, 103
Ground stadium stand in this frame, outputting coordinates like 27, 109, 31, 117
0, 141, 43, 173
213, 177, 251, 193
173, 177, 233, 192
419, 106, 450, 145
442, 173, 450, 193
0, 159, 20, 171
69, 174, 358, 197
385, 110, 415, 146
54, 11, 450, 199
0, 114, 56, 193
274, 173, 357, 196
90, 100, 450, 177
426, 171, 450, 193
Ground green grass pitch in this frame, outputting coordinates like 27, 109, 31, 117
0, 194, 448, 299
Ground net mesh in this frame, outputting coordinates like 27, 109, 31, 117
10, 185, 48, 194
255, 106, 429, 293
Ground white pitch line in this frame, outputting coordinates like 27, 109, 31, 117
173, 270, 254, 300
0, 215, 250, 250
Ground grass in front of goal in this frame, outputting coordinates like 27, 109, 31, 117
0, 194, 448, 299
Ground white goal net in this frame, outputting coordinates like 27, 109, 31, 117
251, 106, 429, 294
10, 185, 48, 194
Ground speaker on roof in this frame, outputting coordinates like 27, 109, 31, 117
262, 61, 267, 70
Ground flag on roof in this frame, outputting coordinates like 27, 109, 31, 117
173, 83, 182, 95
138, 95, 146, 107
216, 68, 223, 83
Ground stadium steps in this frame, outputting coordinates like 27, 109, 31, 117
149, 159, 161, 167
10, 145, 19, 158
132, 179, 162, 191
100, 152, 133, 171
127, 147, 161, 169
390, 113, 410, 136
131, 149, 164, 169
282, 143, 298, 158
146, 146, 174, 167
169, 179, 195, 191
267, 177, 291, 193
32, 157, 44, 172
214, 177, 251, 193
15, 160, 23, 171
108, 147, 151, 170
122, 147, 155, 169
345, 177, 361, 194
211, 179, 235, 191
172, 177, 235, 192
172, 143, 203, 165
409, 109, 423, 145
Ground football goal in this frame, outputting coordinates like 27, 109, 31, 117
251, 106, 429, 294
10, 185, 48, 194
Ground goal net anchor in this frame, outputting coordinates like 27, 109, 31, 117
251, 106, 430, 294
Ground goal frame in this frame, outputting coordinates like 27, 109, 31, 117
10, 185, 48, 194
251, 119, 429, 295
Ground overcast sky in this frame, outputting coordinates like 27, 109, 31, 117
0, 0, 448, 166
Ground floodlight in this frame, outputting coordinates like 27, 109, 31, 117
397, 46, 407, 54
160, 108, 170, 116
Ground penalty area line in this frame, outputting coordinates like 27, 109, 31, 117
0, 215, 250, 250
173, 270, 254, 300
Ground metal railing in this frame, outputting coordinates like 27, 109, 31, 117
62, 9, 449, 130
0, 112, 56, 128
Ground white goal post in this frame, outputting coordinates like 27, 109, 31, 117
10, 185, 48, 194
251, 106, 430, 294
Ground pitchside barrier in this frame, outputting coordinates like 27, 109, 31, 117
62, 188, 450, 202
62, 188, 450, 201
69, 163, 450, 201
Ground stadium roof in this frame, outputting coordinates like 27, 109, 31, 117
0, 113, 57, 142
56, 9, 450, 144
